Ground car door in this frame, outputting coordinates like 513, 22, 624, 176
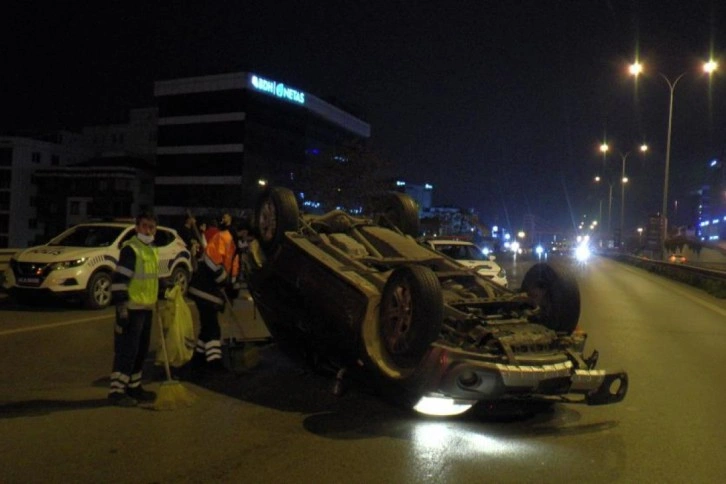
154, 228, 176, 276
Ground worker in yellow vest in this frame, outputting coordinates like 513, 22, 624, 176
108, 211, 165, 407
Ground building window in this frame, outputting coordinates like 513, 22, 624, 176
0, 170, 10, 189
0, 236, 8, 248
99, 180, 108, 191
51, 154, 60, 166
70, 201, 80, 215
28, 218, 37, 229
0, 214, 8, 232
32, 152, 41, 163
0, 148, 12, 166
0, 191, 9, 210
115, 179, 130, 191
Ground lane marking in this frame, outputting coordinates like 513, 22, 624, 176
0, 313, 114, 337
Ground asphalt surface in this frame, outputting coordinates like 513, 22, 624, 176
3, 257, 726, 483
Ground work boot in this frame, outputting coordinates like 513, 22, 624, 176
108, 392, 138, 407
127, 386, 157, 402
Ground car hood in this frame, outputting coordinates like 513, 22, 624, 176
13, 246, 114, 263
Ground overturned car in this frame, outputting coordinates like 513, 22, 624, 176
243, 187, 627, 416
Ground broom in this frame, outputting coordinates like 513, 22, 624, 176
153, 304, 197, 410
221, 290, 261, 371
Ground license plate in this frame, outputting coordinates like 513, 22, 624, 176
17, 277, 41, 286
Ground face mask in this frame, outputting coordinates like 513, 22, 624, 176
137, 233, 154, 245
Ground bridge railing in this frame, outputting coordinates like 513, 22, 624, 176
603, 251, 726, 298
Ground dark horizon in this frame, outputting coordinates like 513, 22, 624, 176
4, 1, 726, 233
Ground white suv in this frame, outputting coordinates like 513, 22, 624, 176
422, 239, 508, 288
4, 222, 193, 309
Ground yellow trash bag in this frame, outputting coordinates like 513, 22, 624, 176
156, 285, 195, 368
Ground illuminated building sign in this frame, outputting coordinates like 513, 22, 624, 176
250, 74, 305, 105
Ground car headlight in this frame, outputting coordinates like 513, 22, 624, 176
50, 257, 88, 270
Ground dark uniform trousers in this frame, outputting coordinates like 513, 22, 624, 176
110, 309, 153, 394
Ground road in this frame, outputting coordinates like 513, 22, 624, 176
2, 255, 726, 483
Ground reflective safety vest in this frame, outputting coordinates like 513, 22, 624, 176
125, 236, 159, 308
206, 229, 239, 279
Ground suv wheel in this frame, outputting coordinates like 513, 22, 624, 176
254, 187, 300, 257
521, 262, 580, 334
379, 265, 443, 369
170, 266, 190, 294
86, 272, 112, 309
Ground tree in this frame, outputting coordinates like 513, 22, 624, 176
299, 140, 394, 213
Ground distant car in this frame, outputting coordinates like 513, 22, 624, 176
243, 187, 628, 417
668, 254, 687, 264
421, 239, 508, 287
4, 222, 192, 308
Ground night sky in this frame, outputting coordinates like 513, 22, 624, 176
4, 1, 726, 233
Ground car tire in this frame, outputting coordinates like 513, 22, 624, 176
379, 265, 443, 369
521, 262, 580, 334
371, 192, 420, 237
85, 271, 112, 309
254, 187, 300, 256
170, 265, 190, 294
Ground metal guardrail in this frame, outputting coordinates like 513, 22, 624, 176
603, 251, 726, 298
611, 253, 726, 278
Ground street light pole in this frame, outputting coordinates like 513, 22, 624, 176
619, 151, 631, 248
659, 72, 686, 249
595, 175, 614, 237
630, 60, 717, 257
607, 183, 613, 237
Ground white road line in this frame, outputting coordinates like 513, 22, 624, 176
0, 314, 114, 337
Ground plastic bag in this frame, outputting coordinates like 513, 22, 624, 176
156, 285, 195, 368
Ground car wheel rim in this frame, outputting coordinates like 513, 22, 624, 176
381, 283, 413, 355
95, 277, 111, 306
174, 271, 187, 291
258, 199, 277, 243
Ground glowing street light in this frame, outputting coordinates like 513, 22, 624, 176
598, 142, 648, 247
629, 59, 717, 254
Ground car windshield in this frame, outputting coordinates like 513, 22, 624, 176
435, 244, 487, 261
48, 226, 125, 248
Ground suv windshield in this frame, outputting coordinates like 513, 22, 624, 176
48, 226, 126, 248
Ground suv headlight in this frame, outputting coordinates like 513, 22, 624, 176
50, 257, 88, 270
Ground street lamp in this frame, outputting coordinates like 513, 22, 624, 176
598, 142, 648, 248
629, 60, 717, 255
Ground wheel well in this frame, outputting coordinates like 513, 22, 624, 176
89, 267, 113, 281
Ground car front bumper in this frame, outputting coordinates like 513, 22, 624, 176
423, 346, 628, 406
